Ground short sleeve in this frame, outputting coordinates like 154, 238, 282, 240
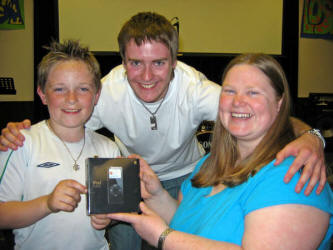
242, 157, 333, 215
0, 141, 30, 202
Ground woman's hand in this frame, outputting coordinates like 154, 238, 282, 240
90, 214, 112, 230
109, 202, 168, 248
128, 154, 164, 200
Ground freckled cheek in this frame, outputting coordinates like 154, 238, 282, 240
81, 96, 95, 107
219, 96, 231, 111
47, 97, 63, 108
250, 100, 267, 112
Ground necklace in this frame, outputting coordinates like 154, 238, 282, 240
138, 97, 165, 130
46, 120, 86, 171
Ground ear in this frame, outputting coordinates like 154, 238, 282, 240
37, 86, 48, 105
94, 88, 101, 106
277, 95, 284, 112
122, 59, 128, 73
172, 59, 177, 69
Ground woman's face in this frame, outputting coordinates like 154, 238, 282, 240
219, 64, 282, 147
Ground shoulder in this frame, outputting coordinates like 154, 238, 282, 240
175, 61, 219, 88
172, 62, 220, 109
0, 122, 48, 175
87, 129, 114, 144
244, 156, 333, 214
98, 65, 130, 102
86, 129, 120, 156
20, 120, 48, 143
101, 64, 126, 84
256, 156, 295, 178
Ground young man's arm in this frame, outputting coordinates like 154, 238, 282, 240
0, 120, 31, 151
275, 117, 326, 195
0, 117, 327, 195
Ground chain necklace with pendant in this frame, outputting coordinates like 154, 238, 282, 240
138, 97, 165, 130
46, 120, 85, 171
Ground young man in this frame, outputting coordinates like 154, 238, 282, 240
0, 12, 327, 250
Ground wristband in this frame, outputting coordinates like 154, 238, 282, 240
158, 227, 174, 250
305, 128, 326, 148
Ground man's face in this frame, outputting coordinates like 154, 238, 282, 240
123, 39, 176, 103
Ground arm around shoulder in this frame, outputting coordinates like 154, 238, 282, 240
0, 120, 31, 151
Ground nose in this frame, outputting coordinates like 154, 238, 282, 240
233, 94, 245, 106
66, 90, 78, 104
142, 65, 153, 82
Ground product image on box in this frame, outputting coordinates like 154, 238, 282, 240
86, 158, 140, 214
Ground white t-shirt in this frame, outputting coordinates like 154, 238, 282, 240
86, 61, 221, 180
0, 120, 120, 250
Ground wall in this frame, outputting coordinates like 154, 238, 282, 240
0, 0, 34, 102
0, 2, 332, 105
59, 0, 283, 54
298, 0, 333, 97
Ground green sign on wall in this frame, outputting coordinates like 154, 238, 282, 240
0, 0, 25, 30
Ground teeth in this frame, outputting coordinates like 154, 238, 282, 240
231, 113, 251, 118
64, 109, 79, 113
142, 83, 155, 89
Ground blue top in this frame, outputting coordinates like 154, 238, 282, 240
170, 155, 333, 249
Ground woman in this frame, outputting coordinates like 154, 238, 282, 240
93, 53, 333, 249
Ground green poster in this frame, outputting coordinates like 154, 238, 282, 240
0, 0, 25, 30
301, 0, 333, 39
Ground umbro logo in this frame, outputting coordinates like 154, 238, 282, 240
37, 162, 60, 168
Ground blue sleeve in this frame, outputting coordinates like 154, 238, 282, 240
242, 157, 333, 215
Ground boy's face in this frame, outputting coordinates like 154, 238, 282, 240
37, 60, 100, 133
123, 39, 176, 103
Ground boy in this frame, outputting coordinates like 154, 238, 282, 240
0, 40, 120, 250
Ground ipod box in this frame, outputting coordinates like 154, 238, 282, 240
86, 158, 141, 214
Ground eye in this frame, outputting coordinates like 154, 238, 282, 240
222, 88, 235, 95
130, 60, 141, 67
78, 84, 94, 93
248, 90, 259, 96
80, 87, 89, 92
54, 87, 64, 92
154, 60, 165, 66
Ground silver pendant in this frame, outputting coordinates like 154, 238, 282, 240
73, 163, 80, 171
150, 116, 157, 130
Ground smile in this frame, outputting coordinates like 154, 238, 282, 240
231, 112, 252, 118
141, 83, 156, 89
63, 109, 80, 113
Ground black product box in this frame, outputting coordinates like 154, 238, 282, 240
86, 158, 141, 214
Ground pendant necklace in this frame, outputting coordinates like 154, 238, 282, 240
138, 97, 165, 130
46, 120, 85, 171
